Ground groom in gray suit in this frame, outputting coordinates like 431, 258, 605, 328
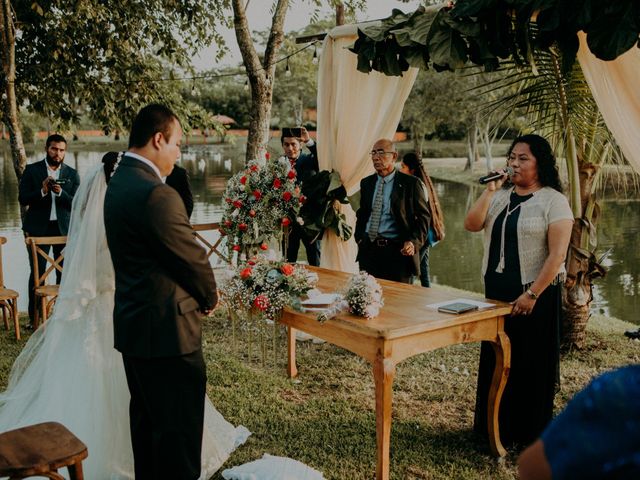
104, 104, 218, 479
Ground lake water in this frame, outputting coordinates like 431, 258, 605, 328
2, 146, 639, 325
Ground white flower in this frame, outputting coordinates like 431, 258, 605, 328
296, 217, 304, 225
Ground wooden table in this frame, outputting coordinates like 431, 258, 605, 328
280, 267, 512, 480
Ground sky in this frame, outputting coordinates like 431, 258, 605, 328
193, 0, 423, 71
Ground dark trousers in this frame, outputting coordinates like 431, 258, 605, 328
357, 238, 414, 284
418, 244, 430, 287
122, 350, 207, 480
285, 224, 321, 266
26, 221, 64, 325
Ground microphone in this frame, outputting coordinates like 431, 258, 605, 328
478, 167, 513, 185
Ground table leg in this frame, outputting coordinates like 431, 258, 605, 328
287, 326, 298, 378
373, 353, 396, 480
488, 328, 511, 457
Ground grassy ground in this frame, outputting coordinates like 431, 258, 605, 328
2, 303, 637, 479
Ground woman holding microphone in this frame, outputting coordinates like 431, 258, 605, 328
464, 134, 574, 449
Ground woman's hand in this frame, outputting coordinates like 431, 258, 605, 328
511, 293, 537, 316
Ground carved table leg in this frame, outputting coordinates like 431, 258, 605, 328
487, 322, 511, 457
373, 353, 396, 480
287, 326, 298, 378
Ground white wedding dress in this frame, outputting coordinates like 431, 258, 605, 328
0, 164, 250, 479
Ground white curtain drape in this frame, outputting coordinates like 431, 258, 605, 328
316, 24, 418, 272
577, 31, 640, 173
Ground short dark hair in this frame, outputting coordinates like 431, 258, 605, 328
128, 104, 179, 149
46, 134, 66, 148
507, 134, 563, 192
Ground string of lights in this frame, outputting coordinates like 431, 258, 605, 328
125, 40, 320, 86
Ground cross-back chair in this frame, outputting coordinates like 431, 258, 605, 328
0, 236, 20, 340
192, 222, 230, 264
26, 235, 67, 329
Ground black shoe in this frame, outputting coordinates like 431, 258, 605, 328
23, 323, 34, 331
624, 329, 640, 340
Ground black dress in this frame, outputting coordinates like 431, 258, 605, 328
473, 191, 561, 449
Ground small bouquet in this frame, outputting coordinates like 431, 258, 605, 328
222, 255, 318, 322
317, 271, 384, 323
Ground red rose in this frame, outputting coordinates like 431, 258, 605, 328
281, 264, 294, 276
253, 190, 262, 200
299, 195, 307, 204
281, 217, 291, 227
283, 191, 292, 201
265, 152, 270, 160
248, 259, 256, 266
249, 209, 256, 217
224, 220, 232, 227
260, 243, 268, 251
250, 165, 258, 172
273, 178, 282, 189
225, 197, 232, 204
238, 223, 247, 231
240, 176, 247, 185
240, 267, 252, 279
233, 200, 242, 208
287, 170, 296, 179
253, 295, 270, 311
232, 245, 241, 252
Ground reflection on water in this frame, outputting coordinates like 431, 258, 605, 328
1, 147, 640, 324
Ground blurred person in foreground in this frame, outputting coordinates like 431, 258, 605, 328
464, 134, 574, 448
518, 364, 640, 479
399, 152, 445, 287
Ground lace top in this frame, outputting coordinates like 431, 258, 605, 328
481, 186, 574, 285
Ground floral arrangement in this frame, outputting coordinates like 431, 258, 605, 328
220, 153, 303, 255
221, 255, 318, 322
317, 271, 384, 323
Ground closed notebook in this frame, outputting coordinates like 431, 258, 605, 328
437, 302, 479, 314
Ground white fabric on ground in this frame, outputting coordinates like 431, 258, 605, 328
222, 453, 324, 480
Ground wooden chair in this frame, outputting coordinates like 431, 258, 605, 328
25, 236, 66, 329
192, 222, 230, 264
0, 237, 20, 340
0, 421, 88, 480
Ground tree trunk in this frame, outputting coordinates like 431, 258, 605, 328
336, 3, 345, 26
232, 0, 288, 164
411, 124, 423, 158
0, 0, 27, 180
562, 159, 601, 350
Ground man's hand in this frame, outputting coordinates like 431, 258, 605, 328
51, 182, 62, 195
203, 290, 221, 316
401, 241, 415, 256
42, 177, 52, 195
300, 126, 310, 143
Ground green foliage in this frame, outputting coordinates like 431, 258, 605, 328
11, 0, 231, 132
350, 1, 640, 76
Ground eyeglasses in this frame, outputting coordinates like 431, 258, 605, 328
369, 149, 395, 157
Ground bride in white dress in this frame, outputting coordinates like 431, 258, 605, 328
0, 157, 249, 479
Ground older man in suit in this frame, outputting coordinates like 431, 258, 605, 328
355, 138, 430, 283
104, 104, 217, 480
282, 126, 321, 266
18, 133, 80, 327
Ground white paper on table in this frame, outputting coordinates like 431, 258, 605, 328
301, 293, 343, 306
426, 297, 497, 310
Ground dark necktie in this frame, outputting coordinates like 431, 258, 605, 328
368, 179, 385, 241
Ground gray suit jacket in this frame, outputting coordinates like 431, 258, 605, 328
104, 155, 217, 358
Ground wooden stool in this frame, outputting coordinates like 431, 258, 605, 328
0, 422, 88, 479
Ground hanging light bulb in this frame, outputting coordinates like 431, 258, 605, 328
285, 59, 291, 77
312, 44, 318, 65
